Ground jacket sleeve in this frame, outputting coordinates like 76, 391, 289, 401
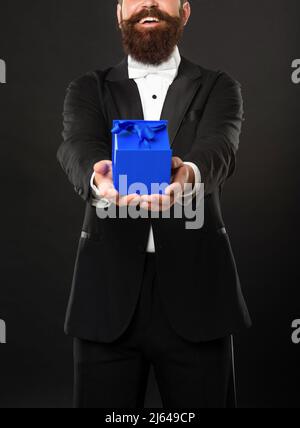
56, 72, 111, 203
183, 71, 244, 196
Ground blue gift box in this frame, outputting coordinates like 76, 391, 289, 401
111, 120, 172, 196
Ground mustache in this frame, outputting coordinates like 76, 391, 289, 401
121, 8, 181, 26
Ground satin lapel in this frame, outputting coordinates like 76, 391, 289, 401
160, 73, 202, 148
104, 55, 203, 146
105, 56, 144, 121
107, 79, 144, 121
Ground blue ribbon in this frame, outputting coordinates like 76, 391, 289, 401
111, 120, 166, 148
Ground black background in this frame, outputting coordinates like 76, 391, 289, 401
0, 0, 299, 408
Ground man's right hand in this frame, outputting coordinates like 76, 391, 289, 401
93, 161, 141, 207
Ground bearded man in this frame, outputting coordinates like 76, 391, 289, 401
57, 0, 252, 409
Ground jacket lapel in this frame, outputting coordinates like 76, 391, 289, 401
160, 59, 203, 147
104, 54, 203, 147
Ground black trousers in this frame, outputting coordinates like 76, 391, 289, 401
73, 253, 237, 408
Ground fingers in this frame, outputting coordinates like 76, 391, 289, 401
118, 194, 141, 207
167, 165, 189, 195
165, 182, 183, 199
93, 161, 113, 192
102, 186, 118, 200
170, 157, 185, 185
171, 156, 184, 170
94, 160, 112, 176
100, 187, 141, 206
140, 194, 174, 212
100, 190, 175, 212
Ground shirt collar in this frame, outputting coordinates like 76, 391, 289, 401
128, 45, 181, 79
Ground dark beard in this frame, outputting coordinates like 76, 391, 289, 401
119, 8, 185, 66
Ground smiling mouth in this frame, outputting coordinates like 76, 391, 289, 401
137, 17, 164, 26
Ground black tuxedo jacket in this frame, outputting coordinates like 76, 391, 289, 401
57, 55, 252, 343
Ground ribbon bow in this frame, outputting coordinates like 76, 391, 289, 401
111, 121, 166, 148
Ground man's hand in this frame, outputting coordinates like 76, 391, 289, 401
93, 160, 141, 207
140, 157, 195, 212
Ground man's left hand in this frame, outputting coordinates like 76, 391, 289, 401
140, 157, 195, 212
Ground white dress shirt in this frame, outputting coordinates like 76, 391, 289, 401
91, 45, 201, 253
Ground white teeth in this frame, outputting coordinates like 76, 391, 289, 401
139, 17, 160, 24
